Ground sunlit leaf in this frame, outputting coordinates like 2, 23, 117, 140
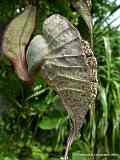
38, 117, 61, 130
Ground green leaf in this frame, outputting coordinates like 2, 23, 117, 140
49, 158, 61, 160
72, 151, 89, 160
38, 117, 60, 130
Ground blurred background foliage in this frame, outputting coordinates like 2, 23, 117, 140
0, 0, 120, 159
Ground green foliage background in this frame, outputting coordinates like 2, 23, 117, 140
0, 0, 120, 159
